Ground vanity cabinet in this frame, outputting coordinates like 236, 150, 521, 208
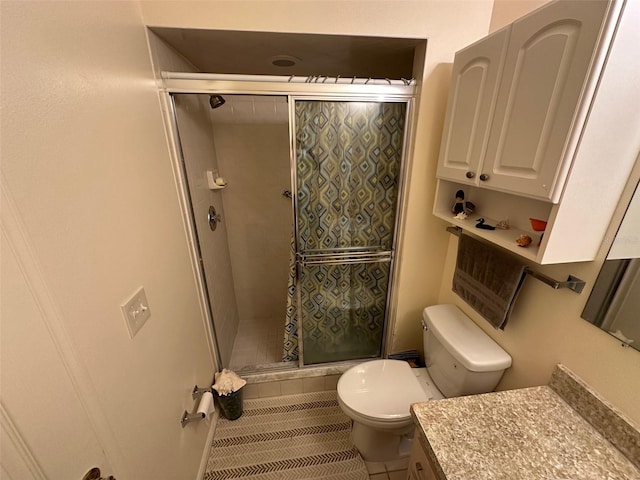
409, 365, 640, 480
407, 432, 438, 480
434, 0, 640, 264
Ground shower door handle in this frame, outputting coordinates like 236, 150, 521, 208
297, 251, 393, 266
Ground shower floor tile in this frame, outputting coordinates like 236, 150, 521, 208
229, 316, 286, 371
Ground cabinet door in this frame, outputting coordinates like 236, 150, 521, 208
481, 0, 609, 201
407, 432, 438, 480
436, 27, 509, 184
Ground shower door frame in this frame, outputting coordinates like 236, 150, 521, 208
290, 97, 412, 367
161, 74, 416, 372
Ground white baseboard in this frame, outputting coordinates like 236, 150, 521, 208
195, 408, 219, 480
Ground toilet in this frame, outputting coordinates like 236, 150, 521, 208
337, 304, 512, 462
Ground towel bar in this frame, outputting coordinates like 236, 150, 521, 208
445, 226, 586, 294
523, 268, 585, 294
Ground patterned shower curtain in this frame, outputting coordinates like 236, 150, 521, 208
283, 234, 298, 362
296, 101, 403, 251
283, 100, 406, 363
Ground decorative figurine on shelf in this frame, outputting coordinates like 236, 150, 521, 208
452, 190, 475, 216
516, 234, 533, 247
529, 218, 548, 246
496, 218, 510, 230
454, 211, 468, 220
475, 218, 496, 230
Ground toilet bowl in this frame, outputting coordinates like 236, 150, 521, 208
337, 304, 512, 462
337, 359, 428, 431
337, 359, 429, 461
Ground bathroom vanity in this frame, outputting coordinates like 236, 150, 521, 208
408, 365, 640, 480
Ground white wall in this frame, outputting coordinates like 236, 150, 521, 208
438, 239, 640, 424
212, 123, 291, 323
1, 2, 214, 479
2, 201, 113, 479
488, 0, 549, 32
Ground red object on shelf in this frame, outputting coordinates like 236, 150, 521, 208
529, 218, 548, 231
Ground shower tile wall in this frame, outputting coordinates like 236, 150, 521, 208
174, 94, 240, 366
211, 120, 291, 369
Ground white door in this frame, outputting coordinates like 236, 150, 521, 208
481, 0, 609, 201
437, 27, 509, 185
1, 206, 115, 480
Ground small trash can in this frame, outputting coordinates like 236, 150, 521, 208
215, 388, 243, 420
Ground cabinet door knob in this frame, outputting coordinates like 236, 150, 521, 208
465, 171, 475, 179
479, 173, 490, 181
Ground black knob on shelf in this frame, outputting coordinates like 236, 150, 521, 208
479, 173, 490, 181
465, 171, 475, 179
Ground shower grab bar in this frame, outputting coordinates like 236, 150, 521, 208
298, 250, 391, 260
297, 250, 392, 266
299, 254, 392, 262
301, 245, 388, 253
299, 256, 392, 267
445, 226, 586, 294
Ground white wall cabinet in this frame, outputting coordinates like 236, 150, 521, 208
436, 28, 509, 185
434, 0, 640, 264
483, 0, 609, 202
438, 0, 608, 203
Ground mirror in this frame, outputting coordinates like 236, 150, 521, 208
582, 181, 640, 351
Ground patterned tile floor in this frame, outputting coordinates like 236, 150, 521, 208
365, 461, 409, 480
206, 391, 369, 480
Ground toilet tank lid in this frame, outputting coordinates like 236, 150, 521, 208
422, 304, 512, 372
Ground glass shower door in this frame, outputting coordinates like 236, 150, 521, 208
294, 100, 407, 365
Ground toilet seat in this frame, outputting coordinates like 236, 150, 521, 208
337, 360, 428, 427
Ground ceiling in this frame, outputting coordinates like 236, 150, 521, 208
149, 28, 424, 79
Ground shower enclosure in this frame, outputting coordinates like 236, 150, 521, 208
165, 76, 414, 372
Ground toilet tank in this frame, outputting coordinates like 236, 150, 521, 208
422, 304, 512, 398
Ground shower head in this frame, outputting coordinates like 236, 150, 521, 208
209, 94, 226, 109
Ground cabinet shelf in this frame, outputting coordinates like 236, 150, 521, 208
434, 180, 551, 263
434, 208, 540, 262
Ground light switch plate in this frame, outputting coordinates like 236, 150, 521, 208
121, 286, 151, 338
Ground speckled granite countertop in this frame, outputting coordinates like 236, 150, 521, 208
410, 366, 640, 480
